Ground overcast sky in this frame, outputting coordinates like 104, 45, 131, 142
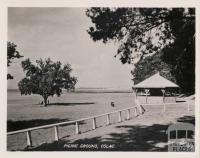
8, 7, 133, 90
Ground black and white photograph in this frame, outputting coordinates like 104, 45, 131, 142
3, 3, 198, 155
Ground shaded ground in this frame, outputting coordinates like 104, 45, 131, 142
23, 115, 195, 151
7, 118, 70, 132
47, 102, 95, 106
24, 125, 168, 151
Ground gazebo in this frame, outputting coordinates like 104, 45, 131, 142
133, 72, 179, 103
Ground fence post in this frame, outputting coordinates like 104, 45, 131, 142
127, 109, 130, 120
54, 126, 59, 141
168, 130, 170, 141
118, 111, 122, 122
92, 118, 96, 130
187, 102, 190, 111
106, 114, 110, 125
76, 121, 80, 134
163, 103, 166, 112
26, 131, 32, 147
145, 89, 150, 103
134, 107, 138, 117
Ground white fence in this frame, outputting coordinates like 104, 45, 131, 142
7, 102, 191, 149
142, 102, 191, 112
7, 106, 138, 147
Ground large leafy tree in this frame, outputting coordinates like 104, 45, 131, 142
7, 42, 23, 79
86, 8, 195, 93
18, 58, 77, 106
132, 52, 176, 85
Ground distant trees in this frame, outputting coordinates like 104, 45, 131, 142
86, 8, 195, 93
18, 58, 77, 106
7, 42, 23, 79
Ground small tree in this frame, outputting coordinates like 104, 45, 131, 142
7, 42, 23, 79
18, 58, 77, 106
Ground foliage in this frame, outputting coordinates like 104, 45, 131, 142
18, 58, 77, 106
132, 52, 176, 85
7, 42, 23, 79
86, 8, 195, 93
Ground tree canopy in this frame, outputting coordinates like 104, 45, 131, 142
18, 58, 77, 106
7, 42, 23, 79
132, 52, 176, 85
86, 8, 195, 93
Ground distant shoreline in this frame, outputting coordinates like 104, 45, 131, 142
7, 88, 133, 94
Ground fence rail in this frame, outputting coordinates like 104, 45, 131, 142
7, 102, 191, 148
7, 106, 138, 147
141, 102, 190, 112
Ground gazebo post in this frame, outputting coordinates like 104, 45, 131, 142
174, 89, 177, 102
135, 89, 138, 98
145, 89, 149, 103
161, 89, 166, 103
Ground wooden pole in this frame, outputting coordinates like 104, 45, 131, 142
26, 131, 32, 147
106, 114, 110, 125
134, 107, 138, 117
145, 93, 148, 103
118, 111, 122, 122
161, 89, 166, 103
135, 89, 138, 99
145, 89, 149, 103
92, 118, 96, 130
163, 103, 166, 112
75, 121, 80, 134
54, 126, 59, 140
168, 131, 170, 140
163, 93, 165, 103
127, 109, 130, 120
175, 91, 177, 102
187, 102, 190, 111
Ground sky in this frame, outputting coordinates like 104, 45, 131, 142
8, 7, 133, 90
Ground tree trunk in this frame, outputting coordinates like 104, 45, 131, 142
43, 96, 48, 107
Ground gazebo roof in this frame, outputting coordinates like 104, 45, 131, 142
133, 72, 179, 89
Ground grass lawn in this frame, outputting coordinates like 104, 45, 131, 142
7, 91, 195, 151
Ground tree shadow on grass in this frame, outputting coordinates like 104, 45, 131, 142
7, 118, 70, 132
175, 100, 186, 103
8, 118, 87, 133
106, 124, 168, 151
24, 140, 71, 151
47, 102, 95, 106
25, 124, 169, 151
23, 115, 195, 151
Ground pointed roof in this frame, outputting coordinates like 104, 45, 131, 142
133, 72, 179, 88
